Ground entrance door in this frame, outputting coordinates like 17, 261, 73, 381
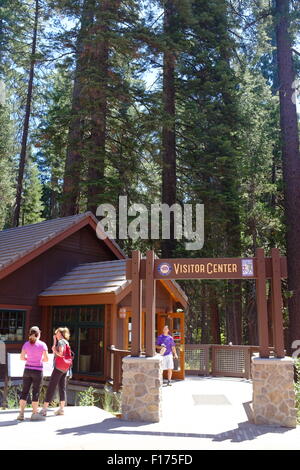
52, 305, 105, 377
156, 312, 185, 380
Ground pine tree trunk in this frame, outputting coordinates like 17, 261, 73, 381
61, 0, 95, 217
275, 0, 300, 352
200, 284, 210, 343
13, 0, 39, 227
86, 0, 111, 214
161, 0, 177, 258
209, 284, 221, 344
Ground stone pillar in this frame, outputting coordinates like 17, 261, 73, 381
121, 355, 163, 422
252, 356, 297, 428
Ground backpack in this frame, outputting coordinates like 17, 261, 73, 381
55, 342, 74, 372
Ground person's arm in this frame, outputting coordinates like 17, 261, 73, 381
172, 345, 178, 358
171, 338, 178, 358
42, 350, 49, 362
51, 335, 57, 354
53, 340, 65, 357
156, 337, 163, 352
20, 348, 27, 361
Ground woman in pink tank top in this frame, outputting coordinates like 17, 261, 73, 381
17, 326, 49, 421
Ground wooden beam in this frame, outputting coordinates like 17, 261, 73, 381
110, 303, 117, 347
131, 250, 142, 356
38, 292, 116, 306
255, 248, 270, 358
270, 248, 285, 358
145, 250, 156, 357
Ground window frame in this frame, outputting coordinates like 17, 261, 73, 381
0, 305, 31, 344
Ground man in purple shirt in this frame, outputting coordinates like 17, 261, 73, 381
156, 325, 178, 386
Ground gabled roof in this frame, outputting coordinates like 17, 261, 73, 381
39, 259, 129, 297
0, 212, 126, 281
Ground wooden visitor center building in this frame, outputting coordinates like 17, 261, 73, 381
0, 212, 187, 383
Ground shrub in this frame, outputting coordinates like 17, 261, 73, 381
77, 386, 100, 407
101, 384, 121, 415
77, 385, 121, 415
294, 360, 300, 424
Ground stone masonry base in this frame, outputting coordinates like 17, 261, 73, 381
252, 357, 297, 428
121, 355, 163, 422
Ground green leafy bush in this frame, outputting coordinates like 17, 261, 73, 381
77, 386, 100, 407
101, 385, 121, 415
77, 385, 121, 415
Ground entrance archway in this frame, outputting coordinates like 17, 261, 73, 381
120, 248, 296, 428
126, 247, 287, 360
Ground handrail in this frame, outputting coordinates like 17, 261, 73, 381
107, 345, 130, 392
107, 345, 130, 354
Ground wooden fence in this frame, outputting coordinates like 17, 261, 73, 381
185, 344, 275, 379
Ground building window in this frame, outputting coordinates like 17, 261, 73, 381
0, 309, 25, 342
52, 305, 105, 376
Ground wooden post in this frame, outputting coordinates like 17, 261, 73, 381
110, 303, 117, 347
3, 358, 8, 409
255, 248, 270, 358
131, 250, 142, 356
270, 248, 285, 358
145, 250, 156, 357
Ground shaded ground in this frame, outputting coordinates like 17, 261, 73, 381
0, 377, 299, 450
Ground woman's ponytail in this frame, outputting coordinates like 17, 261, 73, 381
28, 326, 40, 344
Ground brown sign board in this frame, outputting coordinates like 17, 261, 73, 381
126, 256, 287, 281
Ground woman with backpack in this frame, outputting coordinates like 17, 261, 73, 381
40, 327, 72, 417
18, 326, 48, 421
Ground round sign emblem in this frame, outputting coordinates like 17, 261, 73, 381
158, 262, 172, 276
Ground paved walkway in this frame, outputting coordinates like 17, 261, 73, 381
0, 377, 300, 450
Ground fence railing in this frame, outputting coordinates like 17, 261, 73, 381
107, 346, 130, 392
184, 344, 210, 375
185, 344, 275, 379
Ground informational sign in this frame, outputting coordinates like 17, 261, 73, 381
242, 259, 254, 277
7, 354, 55, 378
154, 258, 246, 279
126, 254, 288, 281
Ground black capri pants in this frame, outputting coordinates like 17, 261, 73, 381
45, 368, 67, 403
20, 368, 43, 402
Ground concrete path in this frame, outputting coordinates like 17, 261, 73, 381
0, 377, 300, 450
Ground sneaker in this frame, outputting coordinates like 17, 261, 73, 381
54, 408, 64, 416
30, 413, 46, 421
167, 380, 172, 386
17, 413, 24, 421
39, 408, 47, 417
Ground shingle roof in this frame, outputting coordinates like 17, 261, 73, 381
39, 259, 129, 297
39, 258, 188, 306
0, 212, 125, 277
